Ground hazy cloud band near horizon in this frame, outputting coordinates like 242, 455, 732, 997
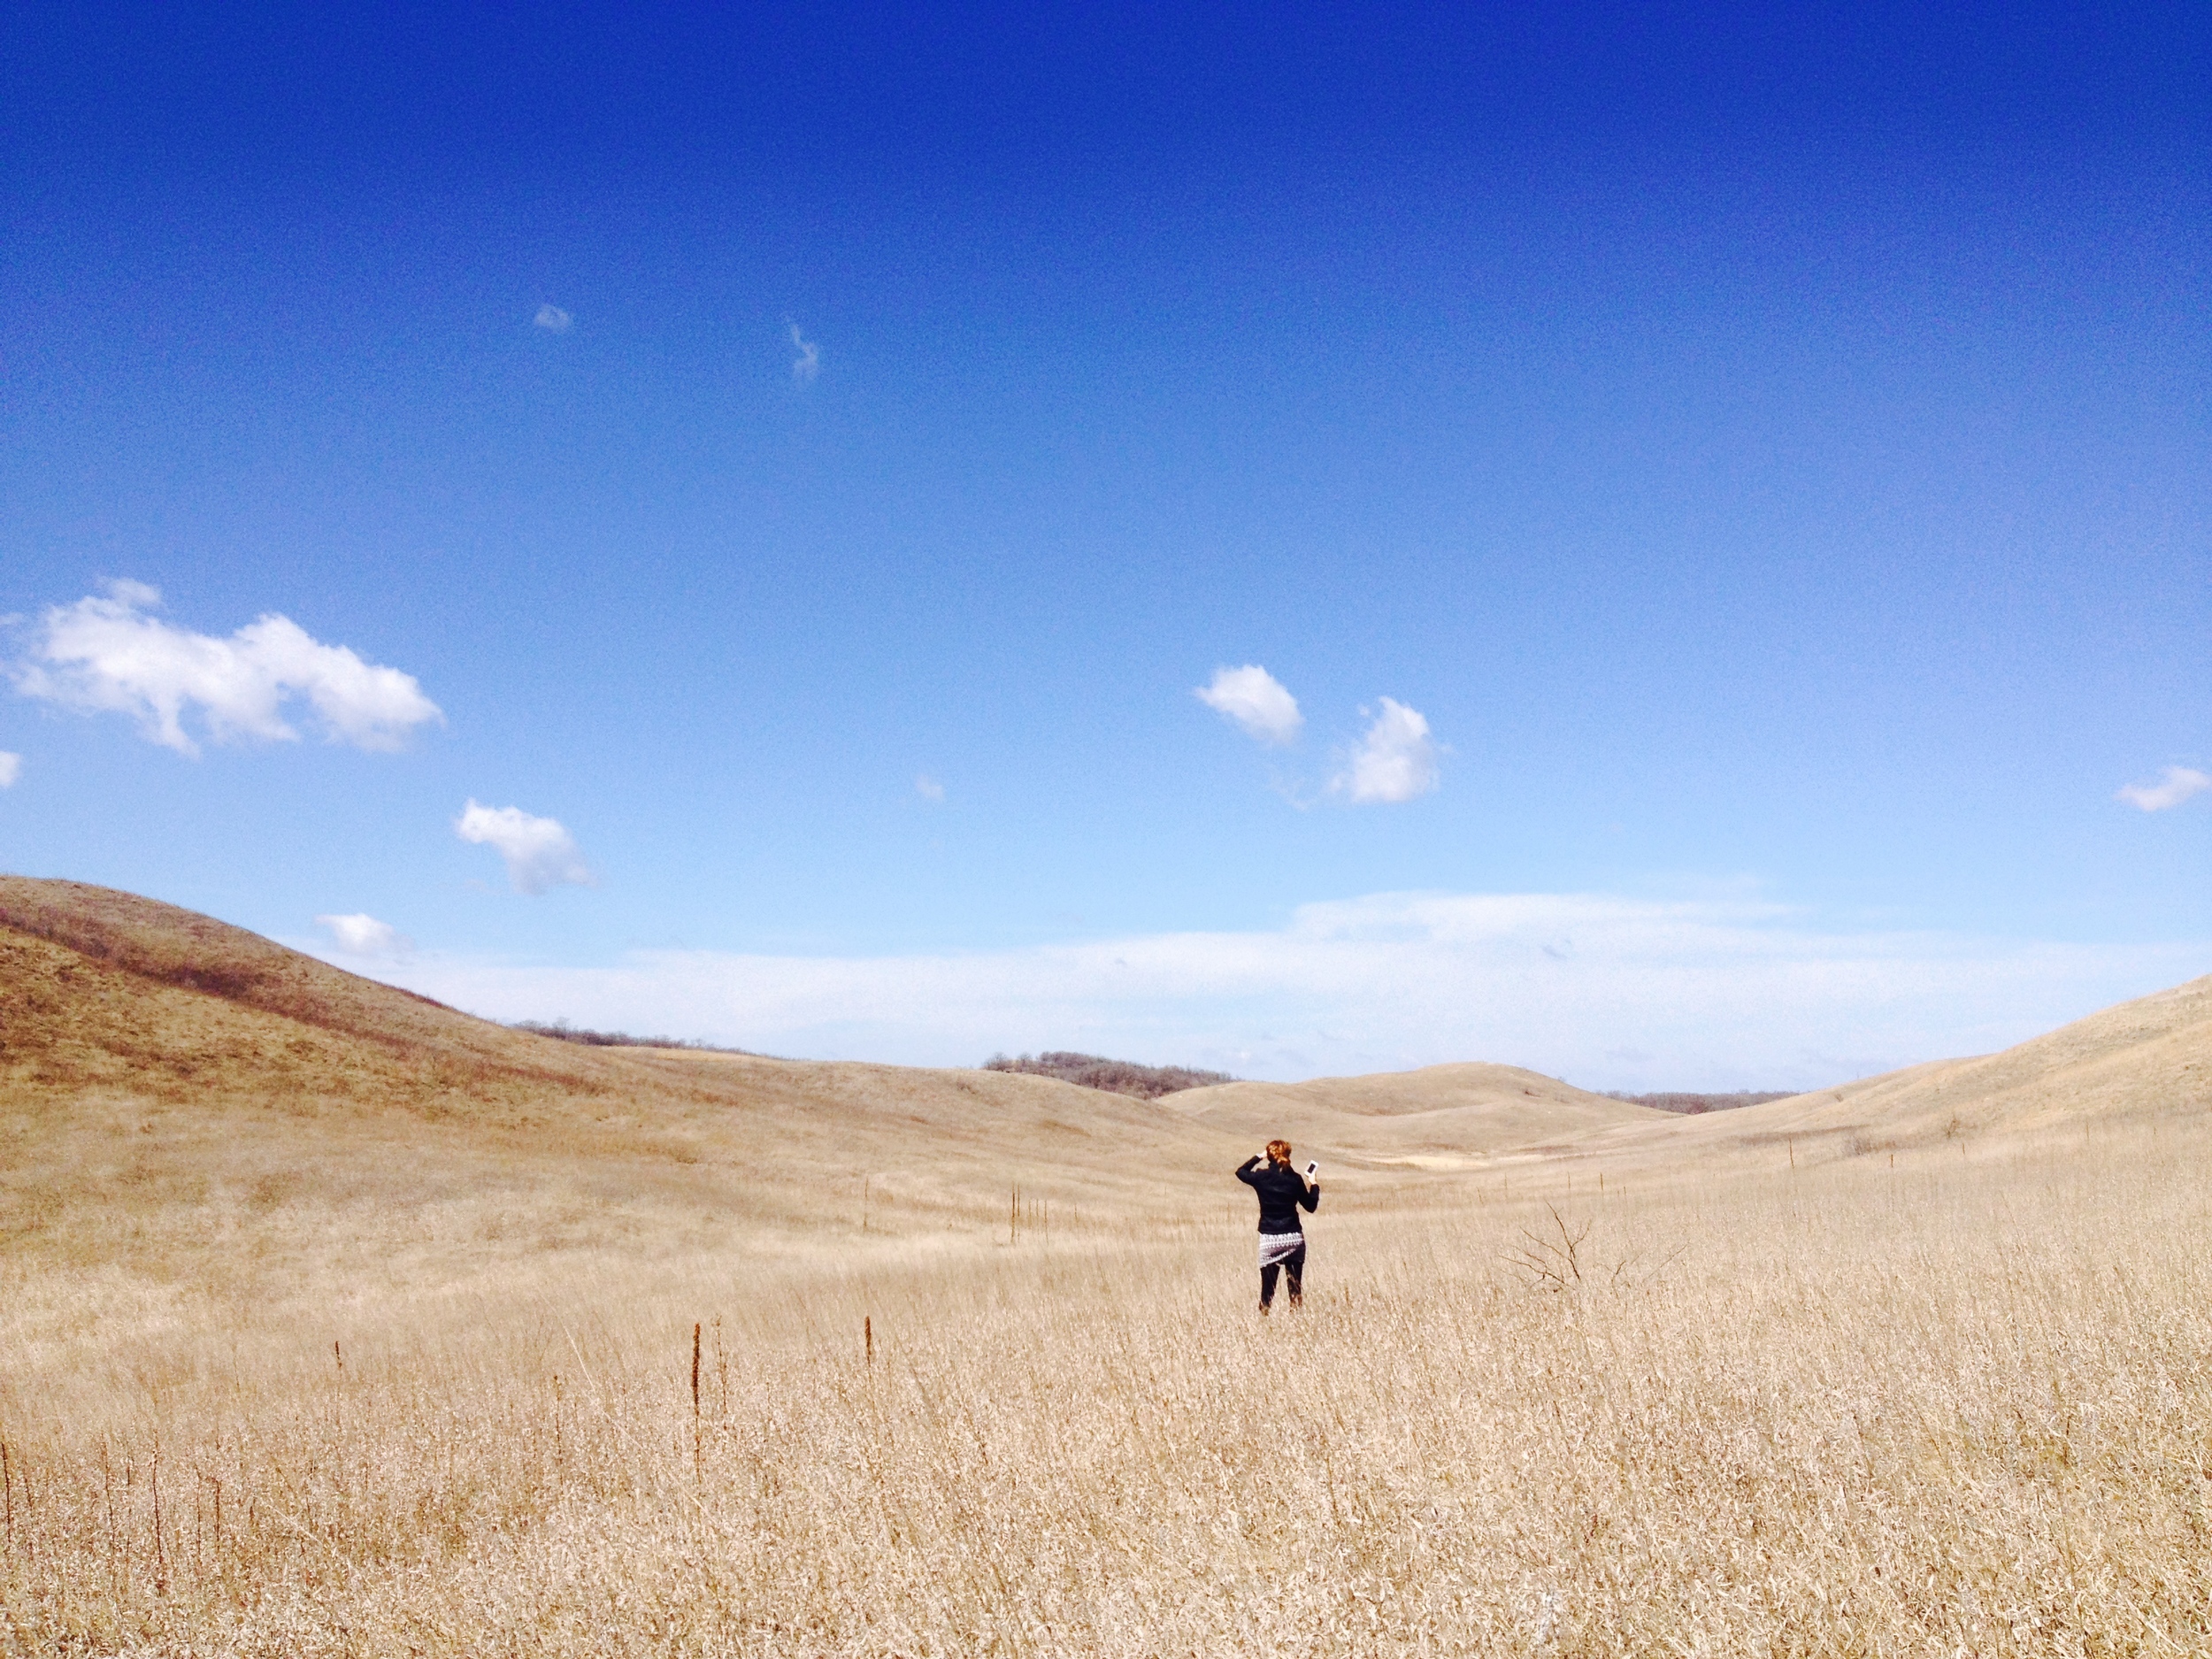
319, 889, 2209, 1093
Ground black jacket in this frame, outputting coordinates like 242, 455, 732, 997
1236, 1156, 1320, 1234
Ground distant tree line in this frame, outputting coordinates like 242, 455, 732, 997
1606, 1090, 1795, 1115
512, 1019, 760, 1056
982, 1050, 1235, 1100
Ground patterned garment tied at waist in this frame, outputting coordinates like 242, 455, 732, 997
1257, 1232, 1307, 1269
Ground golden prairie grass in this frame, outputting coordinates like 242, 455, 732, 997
6, 1123, 2209, 1658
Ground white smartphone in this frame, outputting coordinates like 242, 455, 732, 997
1305, 1161, 1318, 1178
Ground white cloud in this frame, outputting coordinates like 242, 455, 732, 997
1195, 664, 1303, 746
789, 321, 819, 384
1331, 697, 1438, 803
13, 581, 442, 758
2116, 765, 2209, 813
455, 799, 595, 895
534, 303, 572, 333
370, 888, 2212, 1092
0, 752, 18, 787
315, 912, 412, 959
916, 773, 946, 803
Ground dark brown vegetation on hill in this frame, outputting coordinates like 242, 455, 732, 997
1607, 1090, 1795, 1114
983, 1049, 1235, 1099
0, 877, 464, 1030
0, 876, 652, 1116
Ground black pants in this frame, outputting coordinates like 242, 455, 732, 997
1259, 1239, 1306, 1308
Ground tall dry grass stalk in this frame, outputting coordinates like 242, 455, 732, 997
4, 1124, 2209, 1655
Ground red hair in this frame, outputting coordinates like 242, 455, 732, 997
1265, 1139, 1293, 1167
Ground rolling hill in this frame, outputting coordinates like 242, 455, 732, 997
1171, 1063, 1668, 1169
1564, 968, 2212, 1171
7, 872, 2207, 1274
0, 877, 1258, 1305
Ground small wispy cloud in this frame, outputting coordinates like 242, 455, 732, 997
1331, 697, 1439, 803
2116, 765, 2210, 813
314, 912, 413, 959
534, 303, 572, 333
915, 773, 946, 804
455, 799, 595, 895
12, 580, 443, 757
789, 321, 819, 384
1195, 664, 1303, 746
0, 752, 19, 787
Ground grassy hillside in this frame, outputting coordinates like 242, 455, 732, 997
1171, 1062, 1667, 1169
0, 878, 1255, 1320
1558, 968, 2212, 1177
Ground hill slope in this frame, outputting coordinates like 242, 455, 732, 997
1171, 1062, 1668, 1168
10, 874, 2207, 1263
1568, 970, 2212, 1171
0, 878, 1255, 1302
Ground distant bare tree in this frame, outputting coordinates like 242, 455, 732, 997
512, 1019, 763, 1056
1606, 1090, 1794, 1115
981, 1050, 1234, 1100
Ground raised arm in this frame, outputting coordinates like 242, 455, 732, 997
1235, 1155, 1263, 1186
1298, 1174, 1321, 1213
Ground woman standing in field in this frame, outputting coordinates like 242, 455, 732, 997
1236, 1139, 1319, 1311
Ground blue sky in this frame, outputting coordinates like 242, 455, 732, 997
2, 3, 2205, 1086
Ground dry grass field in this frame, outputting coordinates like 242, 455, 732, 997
4, 878, 2210, 1656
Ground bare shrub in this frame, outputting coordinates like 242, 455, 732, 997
511, 1018, 760, 1055
1605, 1090, 1796, 1114
981, 1049, 1235, 1099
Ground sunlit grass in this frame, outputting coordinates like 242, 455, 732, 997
6, 1125, 2208, 1656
